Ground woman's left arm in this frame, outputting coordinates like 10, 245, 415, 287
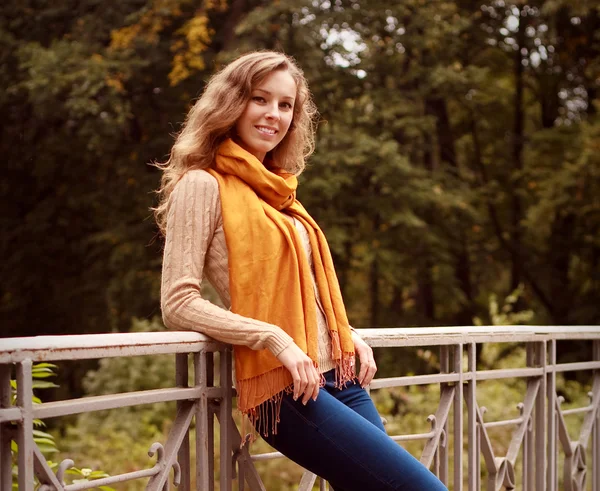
350, 328, 377, 387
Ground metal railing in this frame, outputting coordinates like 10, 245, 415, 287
1, 326, 599, 490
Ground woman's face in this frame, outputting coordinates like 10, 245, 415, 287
234, 69, 297, 163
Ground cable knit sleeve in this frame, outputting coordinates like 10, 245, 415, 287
160, 169, 294, 356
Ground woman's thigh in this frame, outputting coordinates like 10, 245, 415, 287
324, 375, 387, 433
259, 384, 447, 491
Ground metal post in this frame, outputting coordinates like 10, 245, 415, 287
439, 345, 449, 485
476, 423, 481, 491
595, 405, 599, 491
523, 420, 529, 491
467, 343, 477, 491
547, 340, 557, 491
593, 340, 600, 491
195, 351, 211, 491
16, 360, 34, 491
0, 364, 12, 491
207, 352, 215, 488
220, 347, 233, 490
525, 343, 535, 491
453, 344, 463, 491
535, 341, 547, 491
176, 354, 191, 491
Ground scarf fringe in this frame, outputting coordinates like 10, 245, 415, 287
237, 365, 292, 415
330, 330, 355, 388
239, 358, 355, 448
243, 386, 290, 444
335, 352, 357, 389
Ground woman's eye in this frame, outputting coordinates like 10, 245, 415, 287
280, 102, 293, 110
252, 96, 265, 103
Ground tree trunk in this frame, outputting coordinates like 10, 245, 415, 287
335, 241, 352, 303
426, 96, 474, 325
546, 213, 575, 324
415, 129, 437, 324
370, 250, 380, 328
539, 73, 560, 128
389, 285, 405, 325
510, 8, 526, 292
470, 116, 555, 317
370, 215, 380, 327
218, 0, 248, 52
416, 259, 435, 323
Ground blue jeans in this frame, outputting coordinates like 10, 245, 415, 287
256, 369, 447, 491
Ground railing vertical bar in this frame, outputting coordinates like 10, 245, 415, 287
467, 343, 477, 491
220, 347, 233, 491
0, 364, 12, 491
523, 417, 529, 491
453, 343, 463, 491
535, 341, 547, 491
547, 340, 557, 491
16, 360, 34, 491
595, 407, 599, 491
176, 353, 191, 491
476, 423, 481, 491
207, 352, 215, 488
593, 340, 600, 491
195, 351, 211, 491
555, 410, 560, 491
525, 343, 534, 491
208, 402, 216, 490
439, 345, 449, 485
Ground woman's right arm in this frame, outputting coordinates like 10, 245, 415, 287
160, 170, 294, 357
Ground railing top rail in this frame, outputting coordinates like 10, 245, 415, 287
0, 331, 223, 363
358, 325, 600, 347
1, 326, 598, 363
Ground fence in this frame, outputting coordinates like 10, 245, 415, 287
1, 326, 599, 490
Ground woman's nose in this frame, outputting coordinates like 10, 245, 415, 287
265, 103, 280, 121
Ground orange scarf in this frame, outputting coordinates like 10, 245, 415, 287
207, 139, 355, 432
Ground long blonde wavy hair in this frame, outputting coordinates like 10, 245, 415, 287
154, 51, 318, 235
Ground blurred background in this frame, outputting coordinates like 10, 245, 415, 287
1, 1, 599, 486
3, 0, 599, 342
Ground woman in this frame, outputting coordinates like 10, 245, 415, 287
156, 51, 446, 491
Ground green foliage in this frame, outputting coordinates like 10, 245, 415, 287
473, 284, 535, 326
10, 363, 59, 463
3, 0, 599, 339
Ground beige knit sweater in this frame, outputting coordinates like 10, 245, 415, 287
161, 169, 336, 373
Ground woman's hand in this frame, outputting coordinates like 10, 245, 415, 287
276, 343, 320, 404
351, 330, 377, 387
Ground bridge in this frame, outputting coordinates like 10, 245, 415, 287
1, 326, 599, 490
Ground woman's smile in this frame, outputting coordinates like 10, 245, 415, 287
255, 125, 278, 136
